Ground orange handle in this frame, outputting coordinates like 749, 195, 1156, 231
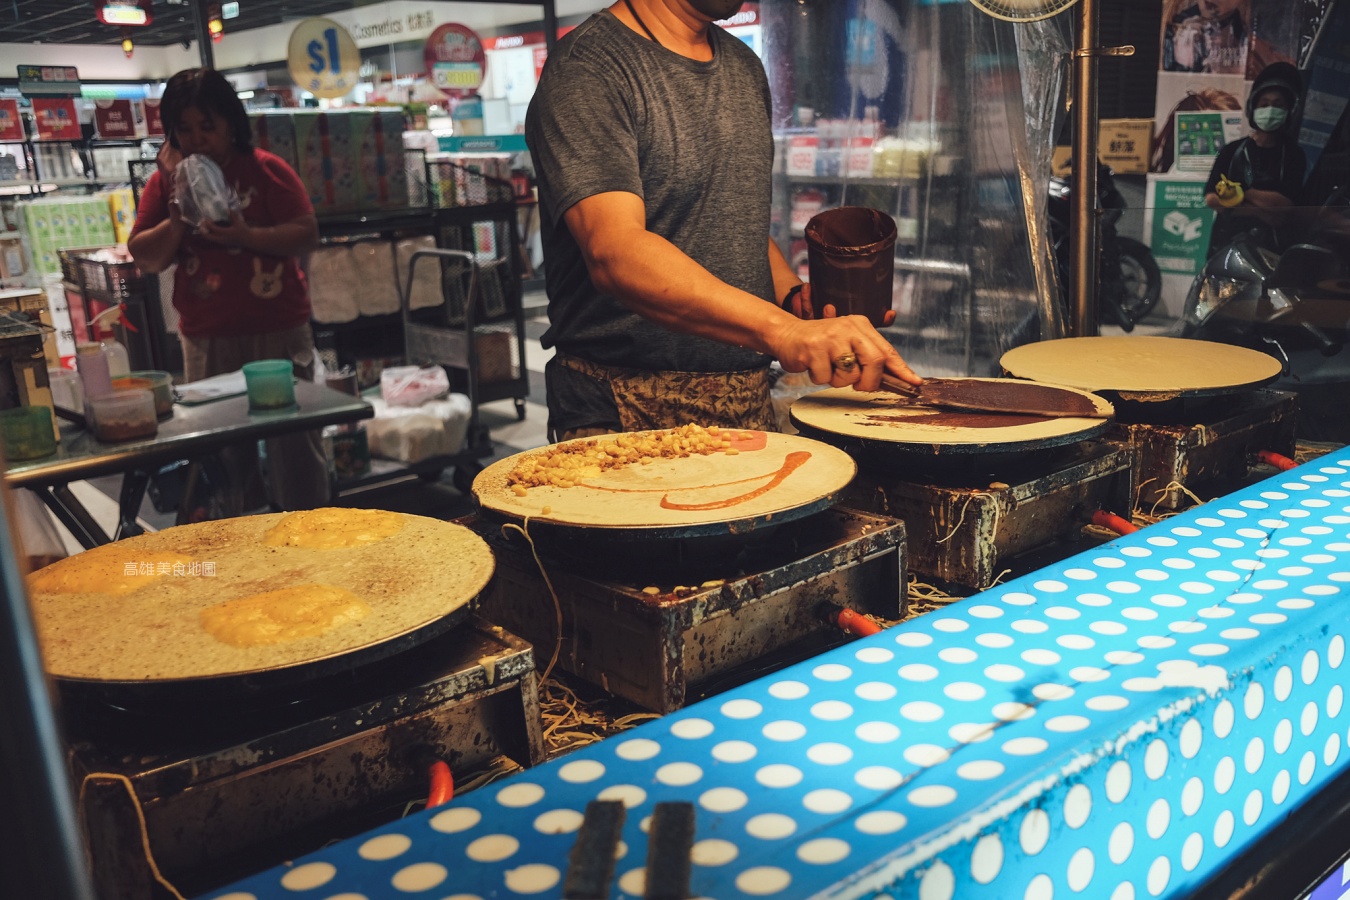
837, 608, 882, 637
1257, 450, 1297, 471
1091, 509, 1137, 535
427, 760, 454, 808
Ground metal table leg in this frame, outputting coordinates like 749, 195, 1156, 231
115, 470, 149, 542
35, 485, 109, 550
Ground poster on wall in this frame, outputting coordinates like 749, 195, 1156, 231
1150, 71, 1247, 175
1160, 0, 1254, 75
93, 99, 135, 138
0, 99, 23, 142
424, 23, 486, 98
32, 98, 80, 141
143, 98, 164, 136
1146, 176, 1214, 278
1298, 0, 1350, 172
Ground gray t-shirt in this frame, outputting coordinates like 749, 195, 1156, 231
525, 11, 775, 376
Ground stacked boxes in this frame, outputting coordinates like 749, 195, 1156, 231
250, 109, 408, 216
16, 196, 118, 276
427, 153, 512, 209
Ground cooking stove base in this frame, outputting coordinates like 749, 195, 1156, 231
843, 440, 1135, 592
67, 616, 542, 900
1108, 389, 1297, 511
466, 505, 906, 714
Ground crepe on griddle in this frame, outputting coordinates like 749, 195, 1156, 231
27, 509, 494, 683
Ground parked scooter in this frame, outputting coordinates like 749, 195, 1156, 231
1180, 187, 1350, 381
1049, 164, 1163, 330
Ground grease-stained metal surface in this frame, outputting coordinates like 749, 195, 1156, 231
1109, 390, 1297, 511
471, 507, 906, 713
70, 617, 541, 899
846, 441, 1135, 590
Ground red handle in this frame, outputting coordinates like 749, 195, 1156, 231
427, 760, 454, 808
837, 608, 882, 637
1091, 509, 1137, 535
1257, 450, 1297, 471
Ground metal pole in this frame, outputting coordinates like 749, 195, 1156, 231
1070, 0, 1099, 337
193, 0, 215, 69
0, 486, 98, 900
544, 0, 559, 53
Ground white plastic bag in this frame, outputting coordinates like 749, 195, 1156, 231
174, 155, 241, 228
380, 365, 449, 407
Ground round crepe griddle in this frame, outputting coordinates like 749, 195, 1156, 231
1000, 336, 1282, 400
789, 379, 1113, 456
27, 511, 494, 687
473, 430, 857, 540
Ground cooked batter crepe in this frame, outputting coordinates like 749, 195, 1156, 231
27, 509, 494, 682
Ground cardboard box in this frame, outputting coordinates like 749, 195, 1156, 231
1, 288, 61, 367
1052, 119, 1155, 177
1098, 118, 1153, 174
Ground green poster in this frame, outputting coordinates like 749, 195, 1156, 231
1148, 179, 1214, 277
1175, 112, 1228, 173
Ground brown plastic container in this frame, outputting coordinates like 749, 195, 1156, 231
804, 206, 897, 327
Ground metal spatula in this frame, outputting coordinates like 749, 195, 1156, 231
878, 375, 1110, 419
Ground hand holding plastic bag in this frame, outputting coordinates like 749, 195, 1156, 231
173, 155, 241, 228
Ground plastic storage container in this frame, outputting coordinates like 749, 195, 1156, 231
88, 389, 157, 442
241, 359, 296, 410
116, 370, 173, 418
47, 368, 83, 413
0, 406, 57, 460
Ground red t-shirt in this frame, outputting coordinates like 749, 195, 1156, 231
132, 148, 314, 338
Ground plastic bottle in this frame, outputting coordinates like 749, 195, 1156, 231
75, 342, 113, 401
91, 306, 131, 378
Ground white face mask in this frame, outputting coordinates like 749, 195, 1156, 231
1254, 107, 1288, 132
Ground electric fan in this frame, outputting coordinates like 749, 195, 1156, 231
967, 0, 1080, 23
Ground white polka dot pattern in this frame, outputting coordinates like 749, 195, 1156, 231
201, 459, 1350, 900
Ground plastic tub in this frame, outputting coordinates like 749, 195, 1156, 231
118, 370, 174, 418
47, 368, 83, 413
0, 406, 57, 460
88, 389, 157, 442
242, 359, 296, 410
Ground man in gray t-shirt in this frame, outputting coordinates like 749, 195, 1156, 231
526, 0, 919, 438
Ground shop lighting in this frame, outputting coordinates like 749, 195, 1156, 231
121, 26, 134, 57
207, 1, 224, 41
95, 0, 154, 26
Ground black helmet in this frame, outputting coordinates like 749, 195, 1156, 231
1246, 61, 1303, 131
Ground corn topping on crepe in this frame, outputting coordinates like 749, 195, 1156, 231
507, 424, 758, 493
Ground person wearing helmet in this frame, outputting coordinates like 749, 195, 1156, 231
1203, 62, 1307, 258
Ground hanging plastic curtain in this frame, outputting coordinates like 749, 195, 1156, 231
760, 0, 1069, 376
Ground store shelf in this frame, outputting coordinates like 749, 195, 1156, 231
780, 174, 920, 186
0, 181, 59, 196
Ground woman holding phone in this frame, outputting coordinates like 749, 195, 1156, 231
129, 67, 327, 516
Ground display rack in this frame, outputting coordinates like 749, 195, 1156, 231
0, 136, 161, 196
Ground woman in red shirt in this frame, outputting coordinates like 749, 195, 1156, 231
129, 67, 327, 515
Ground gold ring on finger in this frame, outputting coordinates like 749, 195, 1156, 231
834, 352, 858, 372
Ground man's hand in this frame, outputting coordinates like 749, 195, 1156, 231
784, 282, 898, 327
196, 209, 253, 249
770, 313, 920, 392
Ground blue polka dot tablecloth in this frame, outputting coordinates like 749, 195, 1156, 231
204, 454, 1350, 900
